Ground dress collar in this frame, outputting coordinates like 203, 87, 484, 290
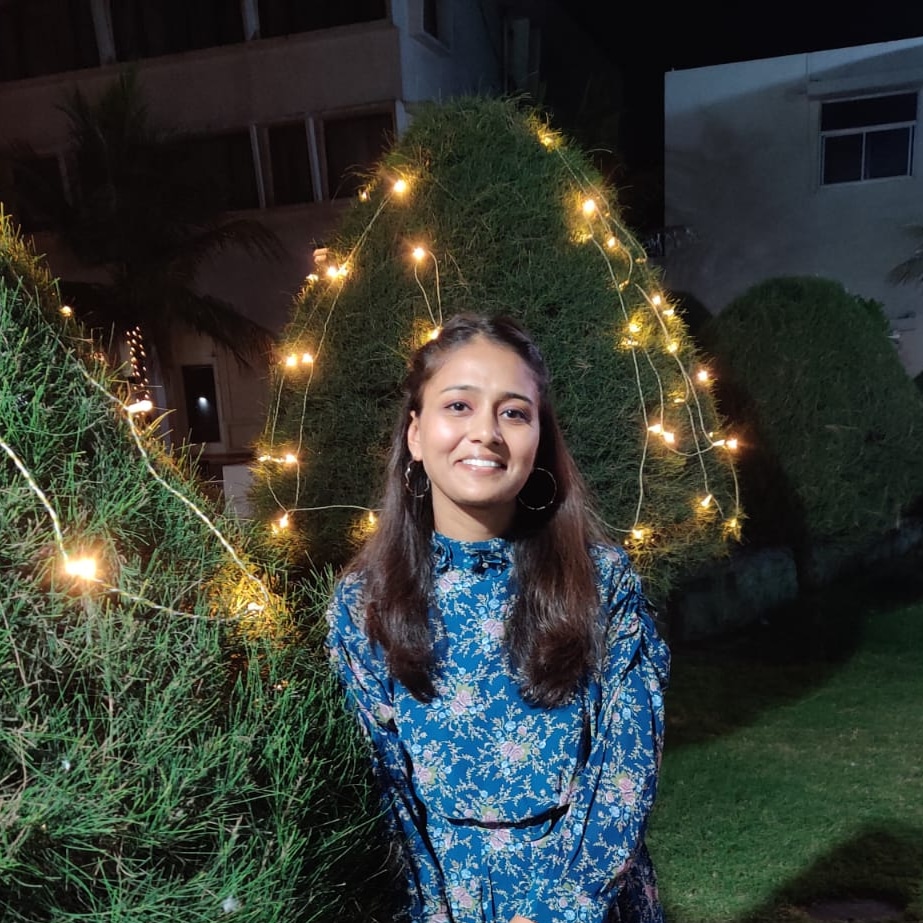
431, 532, 513, 575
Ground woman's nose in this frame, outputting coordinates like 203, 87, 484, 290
469, 408, 501, 443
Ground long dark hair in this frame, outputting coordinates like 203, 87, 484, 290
351, 314, 605, 707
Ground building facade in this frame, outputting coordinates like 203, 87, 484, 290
663, 36, 923, 376
1, 0, 542, 482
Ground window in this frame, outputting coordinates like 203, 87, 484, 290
0, 0, 98, 82
112, 0, 243, 61
174, 131, 259, 210
820, 92, 917, 185
258, 0, 386, 38
323, 112, 393, 199
266, 122, 313, 205
423, 0, 439, 37
182, 365, 221, 444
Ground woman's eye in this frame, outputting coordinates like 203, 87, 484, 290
502, 407, 530, 422
446, 401, 470, 412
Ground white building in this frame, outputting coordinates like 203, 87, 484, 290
663, 36, 923, 376
1, 0, 548, 486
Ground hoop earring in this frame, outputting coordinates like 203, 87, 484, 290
517, 467, 557, 511
404, 460, 430, 499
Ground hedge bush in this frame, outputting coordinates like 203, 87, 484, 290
700, 276, 923, 557
250, 97, 739, 601
0, 213, 393, 922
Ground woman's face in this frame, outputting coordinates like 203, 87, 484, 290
407, 336, 541, 541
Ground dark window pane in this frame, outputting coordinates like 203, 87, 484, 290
176, 132, 259, 210
423, 0, 438, 37
268, 122, 313, 205
323, 112, 393, 199
182, 365, 221, 443
823, 134, 863, 184
864, 126, 913, 178
113, 0, 243, 60
0, 0, 98, 81
258, 0, 386, 38
821, 92, 917, 131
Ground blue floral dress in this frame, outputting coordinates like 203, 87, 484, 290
326, 533, 670, 923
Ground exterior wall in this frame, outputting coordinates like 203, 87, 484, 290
663, 37, 923, 376
0, 2, 506, 466
391, 0, 503, 105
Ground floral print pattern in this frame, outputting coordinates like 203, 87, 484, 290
326, 534, 670, 923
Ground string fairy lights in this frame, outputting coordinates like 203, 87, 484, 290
2, 339, 278, 621
252, 111, 742, 558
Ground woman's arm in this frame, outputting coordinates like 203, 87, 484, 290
325, 575, 450, 922
523, 548, 670, 923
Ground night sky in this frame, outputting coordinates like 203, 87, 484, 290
561, 1, 923, 225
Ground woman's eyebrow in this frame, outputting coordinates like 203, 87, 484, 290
438, 384, 534, 404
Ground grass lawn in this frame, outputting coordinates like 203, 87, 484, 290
650, 547, 923, 923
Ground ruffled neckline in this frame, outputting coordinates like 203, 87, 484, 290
431, 532, 513, 575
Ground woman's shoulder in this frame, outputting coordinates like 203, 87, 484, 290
327, 568, 368, 629
588, 542, 633, 580
587, 541, 649, 611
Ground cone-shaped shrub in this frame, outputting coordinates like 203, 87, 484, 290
0, 213, 392, 922
251, 97, 739, 600
701, 276, 923, 551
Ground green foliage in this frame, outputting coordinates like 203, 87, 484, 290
701, 276, 923, 551
251, 97, 738, 600
0, 213, 394, 921
3, 70, 281, 370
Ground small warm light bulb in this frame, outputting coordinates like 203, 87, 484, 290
697, 369, 710, 383
258, 454, 271, 462
648, 423, 663, 435
60, 305, 73, 317
64, 556, 97, 580
663, 306, 676, 318
284, 354, 298, 368
367, 511, 377, 526
628, 322, 641, 334
667, 341, 679, 354
412, 246, 427, 262
651, 294, 663, 307
427, 326, 442, 341
301, 352, 314, 365
337, 264, 349, 277
126, 399, 153, 415
326, 265, 340, 279
662, 431, 676, 444
358, 188, 370, 202
538, 131, 556, 148
307, 273, 319, 283
581, 198, 597, 216
283, 453, 298, 465
728, 517, 739, 529
393, 178, 409, 195
726, 437, 739, 451
700, 494, 714, 509
631, 528, 645, 541
606, 236, 617, 249
278, 513, 290, 529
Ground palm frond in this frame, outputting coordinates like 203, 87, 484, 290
888, 225, 923, 286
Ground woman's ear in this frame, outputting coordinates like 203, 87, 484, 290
406, 411, 422, 461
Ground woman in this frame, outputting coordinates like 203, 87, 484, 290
326, 314, 669, 923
